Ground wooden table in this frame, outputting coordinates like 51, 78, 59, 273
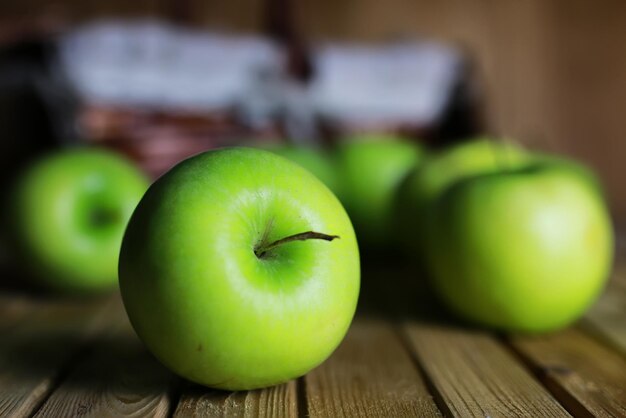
1, 260, 625, 418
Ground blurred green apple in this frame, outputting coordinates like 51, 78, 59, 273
266, 145, 338, 193
119, 148, 360, 390
397, 138, 530, 252
534, 152, 605, 196
10, 148, 149, 293
335, 134, 424, 247
428, 158, 613, 332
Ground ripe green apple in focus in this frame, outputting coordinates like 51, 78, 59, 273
119, 148, 360, 390
428, 161, 613, 332
10, 148, 149, 293
335, 134, 424, 247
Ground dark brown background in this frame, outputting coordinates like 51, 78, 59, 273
2, 0, 625, 223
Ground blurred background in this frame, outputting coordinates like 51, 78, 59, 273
1, 0, 625, 222
1, 0, 624, 225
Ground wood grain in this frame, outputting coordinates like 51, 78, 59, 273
0, 296, 114, 417
174, 380, 297, 418
510, 327, 626, 418
1, 258, 625, 417
404, 323, 570, 418
33, 299, 175, 418
304, 320, 441, 417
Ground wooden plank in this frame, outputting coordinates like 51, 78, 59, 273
510, 327, 626, 418
582, 264, 626, 356
174, 381, 297, 418
33, 299, 175, 418
305, 320, 441, 418
0, 296, 114, 418
404, 323, 570, 418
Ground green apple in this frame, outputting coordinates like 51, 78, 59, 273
10, 148, 149, 293
403, 139, 529, 207
334, 134, 425, 247
397, 138, 530, 252
533, 152, 605, 196
265, 145, 338, 193
119, 147, 360, 390
428, 159, 614, 332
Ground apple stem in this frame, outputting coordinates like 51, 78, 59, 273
254, 231, 340, 258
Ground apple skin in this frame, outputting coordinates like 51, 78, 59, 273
266, 145, 339, 193
533, 152, 605, 196
119, 147, 360, 390
428, 162, 614, 332
9, 148, 149, 293
397, 139, 529, 253
402, 139, 529, 209
334, 134, 425, 247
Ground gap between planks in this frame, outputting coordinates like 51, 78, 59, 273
31, 297, 175, 418
506, 326, 626, 418
0, 295, 119, 417
402, 322, 570, 418
303, 320, 440, 418
174, 320, 440, 418
2, 261, 626, 418
8, 314, 626, 418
